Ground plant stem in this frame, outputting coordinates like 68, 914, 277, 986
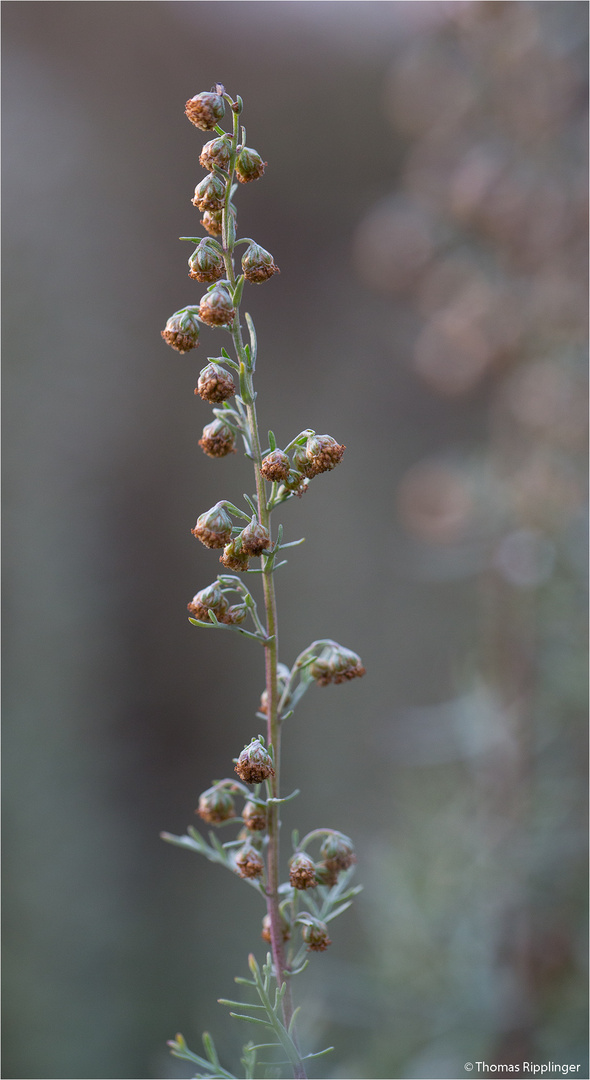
222, 98, 306, 1080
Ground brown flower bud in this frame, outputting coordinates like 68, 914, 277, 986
192, 173, 226, 213
187, 581, 229, 620
189, 242, 225, 284
198, 284, 236, 328
185, 92, 225, 131
261, 912, 291, 944
305, 434, 345, 478
224, 603, 248, 625
314, 862, 340, 887
199, 135, 232, 172
260, 450, 291, 483
219, 536, 250, 572
240, 519, 271, 556
289, 853, 317, 891
161, 308, 200, 353
198, 418, 236, 458
310, 644, 366, 686
320, 832, 356, 873
196, 362, 235, 402
196, 785, 235, 825
235, 146, 266, 183
234, 738, 275, 784
200, 205, 236, 238
235, 843, 265, 879
242, 800, 267, 832
241, 243, 280, 284
191, 502, 234, 548
301, 918, 331, 952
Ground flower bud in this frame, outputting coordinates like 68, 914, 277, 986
259, 662, 291, 716
260, 450, 291, 483
242, 800, 267, 832
310, 644, 366, 686
240, 519, 271, 556
261, 912, 291, 944
289, 853, 317, 891
235, 146, 266, 183
199, 135, 232, 172
305, 434, 345, 478
314, 862, 340, 887
187, 581, 229, 620
185, 91, 225, 131
198, 418, 236, 457
241, 243, 280, 284
224, 603, 248, 625
191, 502, 234, 548
161, 309, 200, 353
189, 242, 226, 284
198, 284, 236, 327
196, 785, 235, 825
234, 738, 275, 784
301, 918, 331, 952
235, 843, 264, 879
219, 535, 250, 572
200, 205, 236, 237
192, 173, 226, 212
320, 832, 356, 873
196, 362, 235, 402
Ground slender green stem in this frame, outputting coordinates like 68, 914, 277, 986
221, 95, 306, 1080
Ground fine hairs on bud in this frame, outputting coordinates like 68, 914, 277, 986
160, 86, 365, 1080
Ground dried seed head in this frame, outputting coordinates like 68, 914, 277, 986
192, 173, 226, 213
260, 450, 291, 483
240, 519, 271, 556
261, 912, 291, 944
187, 581, 229, 620
191, 502, 234, 548
198, 418, 236, 458
219, 536, 250, 573
161, 309, 200, 353
310, 643, 366, 686
196, 362, 235, 402
289, 853, 317, 891
198, 284, 236, 327
305, 434, 346, 478
242, 243, 280, 284
189, 242, 226, 284
235, 843, 265, 879
196, 785, 235, 825
199, 135, 232, 172
185, 91, 226, 131
235, 146, 266, 183
234, 738, 275, 784
242, 800, 267, 832
301, 918, 331, 952
320, 832, 356, 873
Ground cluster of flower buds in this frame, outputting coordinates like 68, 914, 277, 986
235, 843, 265, 880
185, 89, 226, 131
188, 240, 225, 284
161, 308, 200, 353
310, 643, 366, 685
195, 362, 235, 402
241, 242, 279, 283
301, 917, 332, 952
196, 783, 236, 825
259, 432, 345, 500
198, 418, 236, 457
288, 852, 317, 890
234, 738, 275, 785
187, 581, 247, 626
192, 513, 270, 573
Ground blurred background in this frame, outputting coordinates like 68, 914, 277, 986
2, 3, 588, 1078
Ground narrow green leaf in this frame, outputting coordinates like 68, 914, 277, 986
268, 430, 276, 451
229, 1013, 274, 1028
